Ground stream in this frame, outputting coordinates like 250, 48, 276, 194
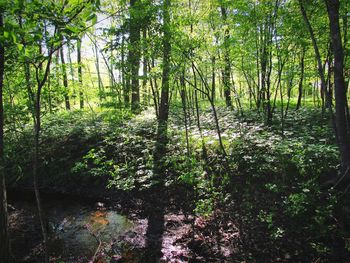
8, 193, 137, 262
8, 191, 194, 262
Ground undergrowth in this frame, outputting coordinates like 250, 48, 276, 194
6, 105, 350, 261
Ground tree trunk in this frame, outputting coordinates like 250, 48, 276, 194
60, 44, 70, 110
211, 56, 216, 102
93, 39, 104, 103
154, 0, 171, 176
123, 34, 130, 108
0, 11, 12, 263
67, 41, 76, 106
220, 5, 232, 107
296, 47, 306, 110
32, 38, 55, 263
129, 0, 141, 113
325, 0, 350, 168
142, 27, 149, 105
33, 82, 49, 263
77, 38, 84, 109
180, 73, 190, 157
32, 49, 53, 262
299, 0, 330, 110
192, 62, 227, 156
157, 0, 171, 128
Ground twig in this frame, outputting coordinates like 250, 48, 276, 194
85, 224, 102, 263
334, 166, 350, 188
93, 240, 102, 263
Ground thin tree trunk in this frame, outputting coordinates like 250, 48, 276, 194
280, 69, 284, 137
123, 35, 130, 108
33, 51, 53, 263
192, 62, 227, 156
93, 39, 104, 103
33, 83, 49, 263
220, 4, 232, 107
192, 66, 202, 135
60, 44, 70, 110
211, 56, 216, 102
151, 58, 160, 111
299, 0, 330, 110
148, 60, 159, 117
129, 0, 141, 112
266, 0, 279, 123
296, 47, 306, 110
67, 41, 76, 106
154, 0, 171, 177
283, 54, 296, 118
77, 38, 84, 109
157, 0, 171, 130
0, 11, 12, 263
325, 0, 350, 169
180, 73, 190, 157
231, 76, 244, 117
142, 27, 148, 105
99, 43, 119, 106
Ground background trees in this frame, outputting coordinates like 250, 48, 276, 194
2, 0, 349, 120
1, 1, 348, 185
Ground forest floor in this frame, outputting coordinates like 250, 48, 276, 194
7, 105, 350, 262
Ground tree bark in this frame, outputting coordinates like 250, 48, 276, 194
180, 72, 190, 157
122, 34, 130, 108
77, 38, 84, 109
157, 0, 171, 130
154, 0, 171, 177
33, 52, 52, 263
60, 43, 71, 110
142, 27, 149, 105
299, 0, 331, 110
129, 0, 141, 113
93, 39, 104, 103
211, 56, 216, 102
0, 11, 12, 263
220, 4, 232, 107
296, 47, 306, 110
325, 0, 350, 168
33, 81, 49, 263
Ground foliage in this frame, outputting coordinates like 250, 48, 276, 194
3, 0, 350, 261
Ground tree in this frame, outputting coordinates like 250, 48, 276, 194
325, 0, 350, 170
219, 0, 232, 107
60, 37, 71, 110
129, 0, 141, 112
154, 0, 171, 174
296, 47, 306, 110
77, 37, 84, 109
15, 1, 98, 261
0, 8, 12, 263
298, 0, 331, 111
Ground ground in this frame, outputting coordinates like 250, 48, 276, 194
7, 106, 350, 262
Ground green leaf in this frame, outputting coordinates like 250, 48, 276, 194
65, 25, 79, 34
24, 48, 30, 57
17, 43, 24, 51
86, 13, 97, 25
10, 31, 17, 43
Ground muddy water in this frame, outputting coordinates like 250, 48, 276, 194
48, 202, 133, 258
9, 196, 134, 262
9, 192, 195, 262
